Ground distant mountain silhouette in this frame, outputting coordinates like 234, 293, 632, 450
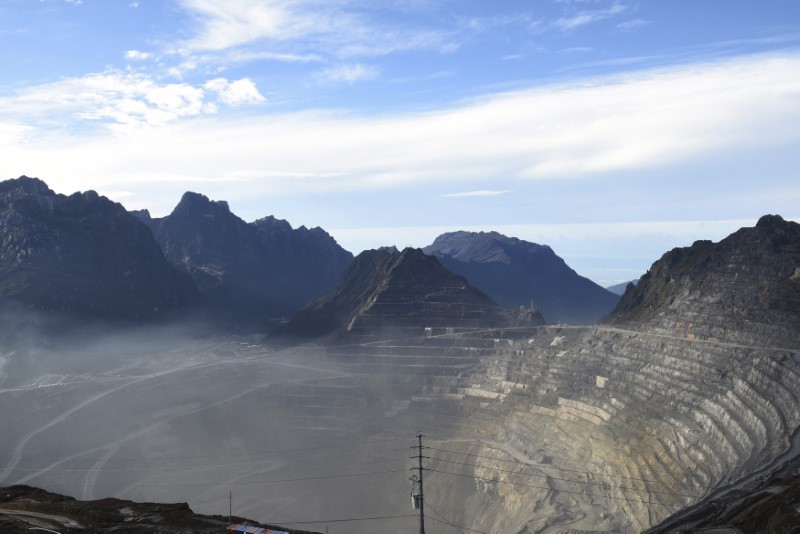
0, 176, 200, 320
286, 247, 520, 340
423, 231, 619, 324
606, 279, 638, 295
136, 192, 352, 323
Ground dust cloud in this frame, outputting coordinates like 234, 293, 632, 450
0, 309, 437, 534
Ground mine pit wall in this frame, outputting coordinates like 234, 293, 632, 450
327, 322, 800, 533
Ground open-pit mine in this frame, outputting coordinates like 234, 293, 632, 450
1, 215, 799, 533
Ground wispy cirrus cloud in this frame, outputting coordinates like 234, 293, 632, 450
554, 2, 629, 31
443, 190, 512, 198
175, 0, 456, 59
315, 64, 380, 84
616, 19, 650, 32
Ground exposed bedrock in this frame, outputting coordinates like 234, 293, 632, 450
272, 216, 800, 532
318, 319, 800, 532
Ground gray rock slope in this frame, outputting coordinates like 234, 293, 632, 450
302, 215, 800, 532
137, 192, 353, 322
0, 176, 199, 320
285, 247, 517, 340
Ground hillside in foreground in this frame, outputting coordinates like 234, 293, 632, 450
0, 485, 320, 533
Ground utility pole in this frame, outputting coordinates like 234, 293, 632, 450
229, 490, 232, 526
414, 432, 427, 534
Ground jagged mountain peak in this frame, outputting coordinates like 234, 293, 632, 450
756, 213, 789, 229
426, 230, 553, 265
172, 191, 231, 216
0, 176, 200, 320
139, 193, 353, 322
285, 246, 510, 340
129, 208, 151, 221
252, 214, 293, 232
0, 175, 53, 196
605, 214, 800, 346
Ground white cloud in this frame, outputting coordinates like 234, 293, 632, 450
203, 78, 267, 105
554, 2, 628, 31
179, 0, 313, 50
3, 52, 800, 203
125, 50, 153, 61
129, 2, 140, 7
316, 64, 379, 84
0, 123, 33, 145
0, 71, 267, 131
176, 0, 456, 59
443, 190, 512, 197
616, 19, 650, 32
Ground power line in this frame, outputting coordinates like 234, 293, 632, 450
7, 437, 415, 464
75, 468, 410, 488
425, 502, 487, 534
5, 452, 412, 475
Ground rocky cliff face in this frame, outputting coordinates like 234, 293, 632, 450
0, 176, 199, 320
286, 247, 519, 340
423, 231, 619, 324
139, 192, 352, 322
605, 214, 800, 348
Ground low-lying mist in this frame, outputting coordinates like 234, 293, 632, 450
0, 308, 432, 533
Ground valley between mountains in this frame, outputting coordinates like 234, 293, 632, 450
0, 176, 798, 533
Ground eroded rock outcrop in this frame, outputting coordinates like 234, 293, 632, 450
0, 176, 200, 320
286, 247, 518, 340
139, 192, 353, 323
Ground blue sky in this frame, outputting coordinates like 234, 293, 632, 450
1, 0, 799, 285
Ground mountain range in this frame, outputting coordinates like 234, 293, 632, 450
0, 176, 660, 329
134, 191, 352, 324
3, 175, 800, 532
0, 176, 199, 321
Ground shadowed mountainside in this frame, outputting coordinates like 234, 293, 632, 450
423, 231, 619, 324
285, 247, 520, 340
136, 192, 353, 324
605, 214, 800, 347
0, 176, 200, 320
